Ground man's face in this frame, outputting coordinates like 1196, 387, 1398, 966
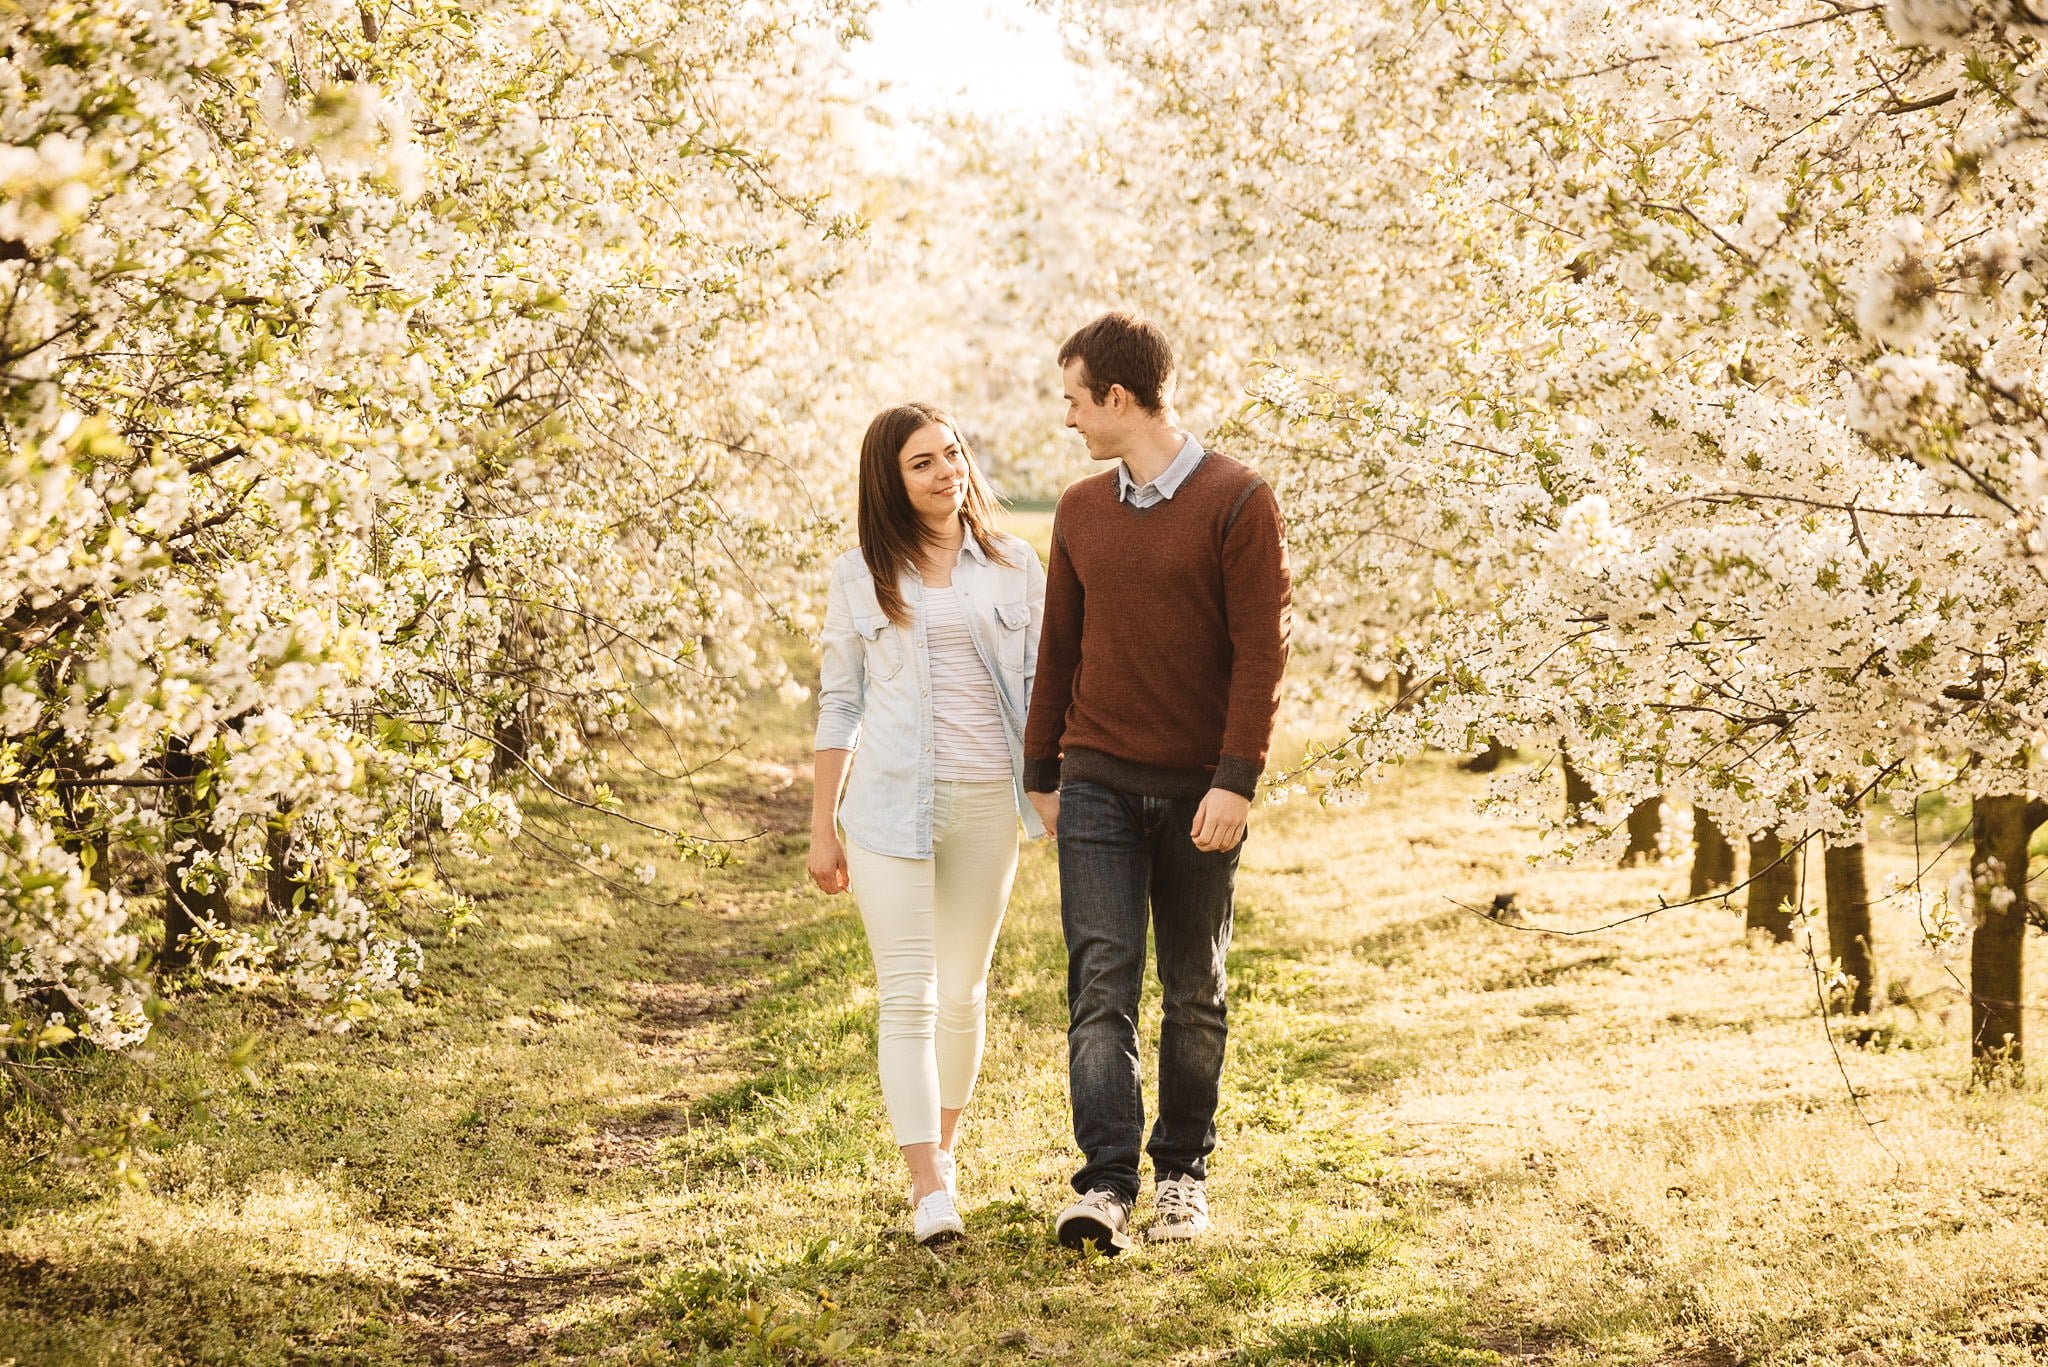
1061, 359, 1120, 463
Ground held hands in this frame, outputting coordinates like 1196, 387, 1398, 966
807, 830, 849, 894
1190, 788, 1250, 853
1027, 790, 1060, 840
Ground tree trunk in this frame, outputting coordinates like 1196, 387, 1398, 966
266, 815, 309, 915
1823, 838, 1876, 1016
1563, 753, 1595, 827
491, 704, 530, 781
1622, 799, 1662, 865
1389, 667, 1423, 718
1461, 739, 1509, 773
55, 770, 111, 893
160, 738, 230, 975
1746, 830, 1799, 943
1690, 807, 1737, 896
1969, 795, 2047, 1080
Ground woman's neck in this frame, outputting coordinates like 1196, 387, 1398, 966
916, 517, 967, 586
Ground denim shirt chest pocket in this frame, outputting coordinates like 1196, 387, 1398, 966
851, 596, 905, 682
992, 601, 1030, 677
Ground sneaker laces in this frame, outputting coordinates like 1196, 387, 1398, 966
1156, 1179, 1198, 1219
1081, 1189, 1122, 1215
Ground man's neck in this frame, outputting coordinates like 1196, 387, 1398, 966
1117, 424, 1187, 487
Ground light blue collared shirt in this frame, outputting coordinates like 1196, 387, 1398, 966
1116, 432, 1205, 508
814, 533, 1047, 858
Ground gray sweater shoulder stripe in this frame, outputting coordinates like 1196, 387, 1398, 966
1221, 477, 1268, 539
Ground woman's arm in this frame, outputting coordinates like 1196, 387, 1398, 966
808, 748, 851, 894
809, 567, 862, 894
1021, 539, 1047, 716
814, 568, 865, 753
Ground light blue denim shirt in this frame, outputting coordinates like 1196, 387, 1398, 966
1115, 430, 1205, 508
815, 531, 1047, 858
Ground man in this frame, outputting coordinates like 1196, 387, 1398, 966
1024, 311, 1291, 1252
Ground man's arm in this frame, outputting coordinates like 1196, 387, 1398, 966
1192, 481, 1291, 851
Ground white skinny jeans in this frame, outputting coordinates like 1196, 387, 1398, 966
845, 780, 1019, 1147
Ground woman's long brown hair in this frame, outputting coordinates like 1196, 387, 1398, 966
857, 402, 1013, 626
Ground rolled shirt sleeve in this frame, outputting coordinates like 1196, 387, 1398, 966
814, 567, 866, 752
1021, 542, 1046, 721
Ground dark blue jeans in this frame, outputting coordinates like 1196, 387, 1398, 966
1059, 779, 1241, 1203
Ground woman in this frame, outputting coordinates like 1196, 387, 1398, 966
808, 402, 1046, 1245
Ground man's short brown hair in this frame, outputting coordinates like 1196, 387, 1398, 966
1058, 311, 1175, 413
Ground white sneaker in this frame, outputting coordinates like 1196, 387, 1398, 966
1054, 1188, 1133, 1255
913, 1188, 964, 1245
1149, 1174, 1211, 1242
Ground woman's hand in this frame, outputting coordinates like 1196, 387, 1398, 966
1028, 789, 1060, 840
808, 831, 850, 894
808, 750, 852, 894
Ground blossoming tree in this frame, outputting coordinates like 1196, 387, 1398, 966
1, 0, 867, 1049
1056, 0, 2048, 1072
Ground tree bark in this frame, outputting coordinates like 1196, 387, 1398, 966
1690, 807, 1737, 896
1823, 838, 1876, 1016
1622, 799, 1662, 865
1746, 830, 1800, 943
160, 738, 230, 975
1969, 795, 2047, 1080
1563, 753, 1595, 827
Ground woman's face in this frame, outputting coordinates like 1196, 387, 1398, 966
897, 422, 969, 527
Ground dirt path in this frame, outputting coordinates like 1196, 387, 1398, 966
396, 759, 822, 1365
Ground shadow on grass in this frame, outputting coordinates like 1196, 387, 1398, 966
1243, 1311, 1503, 1365
1347, 908, 1472, 971
0, 1245, 412, 1367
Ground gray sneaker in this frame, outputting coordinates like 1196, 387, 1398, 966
1148, 1174, 1211, 1242
1055, 1188, 1133, 1255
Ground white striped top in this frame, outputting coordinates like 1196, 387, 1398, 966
922, 586, 1013, 782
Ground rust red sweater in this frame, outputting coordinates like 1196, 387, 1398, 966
1023, 451, 1291, 800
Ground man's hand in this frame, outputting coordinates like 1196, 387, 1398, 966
1190, 788, 1250, 853
807, 831, 850, 894
1028, 790, 1061, 840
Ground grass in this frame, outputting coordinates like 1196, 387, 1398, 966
4, 714, 2047, 1365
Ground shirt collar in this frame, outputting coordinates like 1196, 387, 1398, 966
959, 532, 993, 566
1117, 431, 1205, 503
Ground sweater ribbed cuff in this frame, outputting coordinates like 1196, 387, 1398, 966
1024, 757, 1062, 793
1211, 755, 1262, 801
